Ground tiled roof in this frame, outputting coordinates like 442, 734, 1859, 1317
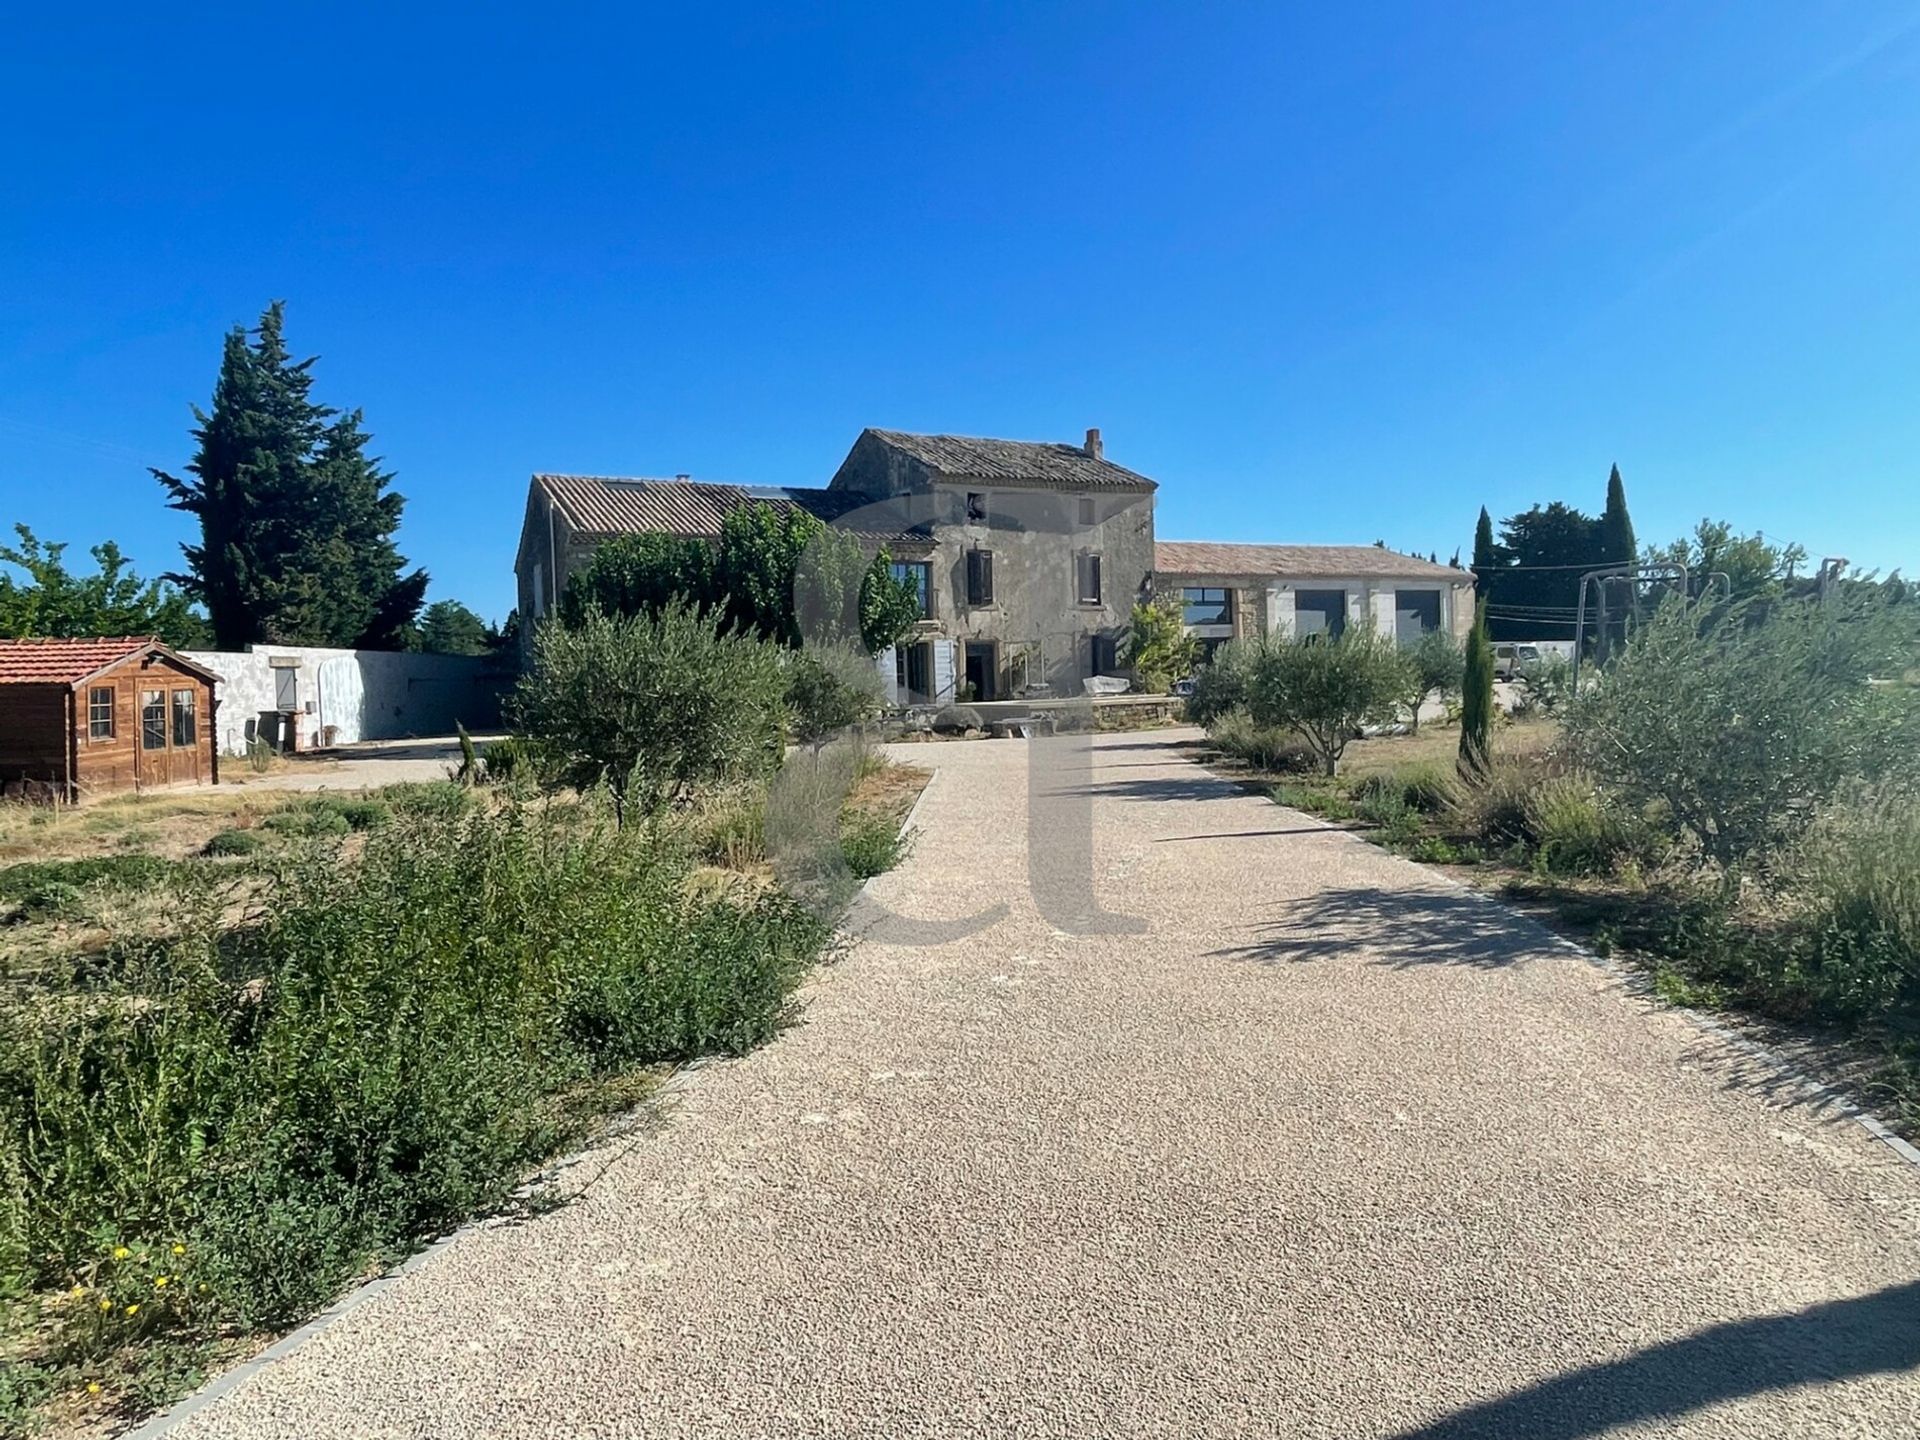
533, 476, 928, 547
865, 430, 1157, 492
0, 637, 180, 686
1156, 541, 1466, 582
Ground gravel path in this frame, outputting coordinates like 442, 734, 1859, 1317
168, 730, 1920, 1439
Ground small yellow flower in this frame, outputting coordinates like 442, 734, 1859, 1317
98, 1299, 111, 1312
171, 1243, 186, 1256
112, 1246, 131, 1261
154, 1275, 169, 1289
124, 1303, 139, 1317
69, 1284, 86, 1299
87, 1382, 102, 1396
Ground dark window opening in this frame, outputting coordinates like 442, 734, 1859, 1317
1295, 590, 1348, 642
965, 491, 988, 523
140, 690, 166, 750
1076, 552, 1103, 606
963, 642, 997, 702
966, 549, 994, 607
1089, 633, 1118, 676
1182, 587, 1232, 626
171, 688, 197, 748
1394, 589, 1441, 645
88, 686, 115, 740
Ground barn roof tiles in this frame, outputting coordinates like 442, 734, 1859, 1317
1155, 541, 1465, 582
863, 429, 1157, 492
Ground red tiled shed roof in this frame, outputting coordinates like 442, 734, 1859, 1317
0, 638, 220, 687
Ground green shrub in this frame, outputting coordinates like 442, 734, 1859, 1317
15, 880, 84, 921
479, 735, 525, 783
0, 855, 173, 902
1565, 593, 1919, 870
1121, 594, 1199, 694
513, 603, 787, 823
1187, 641, 1254, 728
1523, 775, 1628, 876
841, 809, 911, 880
263, 806, 350, 838
1349, 763, 1459, 816
1409, 836, 1463, 864
380, 781, 474, 820
1208, 708, 1316, 773
203, 829, 264, 858
0, 796, 826, 1389
692, 790, 767, 869
1406, 629, 1464, 732
786, 641, 884, 744
1451, 761, 1539, 848
1790, 784, 1920, 1020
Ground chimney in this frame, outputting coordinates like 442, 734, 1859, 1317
1084, 427, 1103, 460
675, 473, 690, 482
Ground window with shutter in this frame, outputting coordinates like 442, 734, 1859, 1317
966, 549, 994, 607
1076, 552, 1103, 605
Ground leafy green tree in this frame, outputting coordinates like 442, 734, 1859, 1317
563, 503, 920, 656
154, 302, 426, 649
1564, 593, 1918, 871
414, 600, 491, 656
0, 526, 208, 645
1645, 519, 1808, 604
1459, 601, 1494, 777
1405, 628, 1465, 732
562, 531, 716, 626
1121, 593, 1200, 693
1599, 465, 1636, 568
511, 604, 786, 824
1245, 623, 1411, 776
1486, 502, 1603, 642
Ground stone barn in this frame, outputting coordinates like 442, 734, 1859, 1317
0, 637, 221, 801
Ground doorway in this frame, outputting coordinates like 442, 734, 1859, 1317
963, 641, 998, 702
895, 641, 934, 704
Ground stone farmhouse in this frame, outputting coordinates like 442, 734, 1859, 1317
514, 428, 1472, 705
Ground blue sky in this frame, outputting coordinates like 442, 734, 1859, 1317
3, 2, 1917, 622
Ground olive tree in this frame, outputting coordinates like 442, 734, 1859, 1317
1564, 594, 1919, 871
786, 640, 885, 747
1246, 623, 1413, 776
1405, 628, 1464, 732
512, 603, 786, 824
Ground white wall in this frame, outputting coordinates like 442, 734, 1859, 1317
183, 645, 506, 755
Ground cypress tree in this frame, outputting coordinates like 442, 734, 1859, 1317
1600, 464, 1636, 568
1470, 505, 1499, 618
155, 303, 426, 648
1459, 600, 1494, 778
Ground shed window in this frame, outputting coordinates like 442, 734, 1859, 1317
88, 686, 115, 740
966, 549, 995, 607
1076, 552, 1103, 606
965, 491, 988, 523
140, 690, 166, 750
171, 688, 197, 748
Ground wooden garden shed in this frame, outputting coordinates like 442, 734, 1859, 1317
0, 638, 221, 801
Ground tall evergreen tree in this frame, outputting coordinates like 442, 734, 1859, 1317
1471, 505, 1499, 611
1599, 464, 1636, 568
154, 302, 426, 649
1458, 601, 1494, 778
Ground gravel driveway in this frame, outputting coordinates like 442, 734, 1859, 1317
165, 730, 1920, 1439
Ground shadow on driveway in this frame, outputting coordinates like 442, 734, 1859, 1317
1388, 1279, 1920, 1439
1211, 884, 1558, 970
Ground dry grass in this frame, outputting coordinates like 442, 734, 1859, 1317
0, 792, 296, 866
